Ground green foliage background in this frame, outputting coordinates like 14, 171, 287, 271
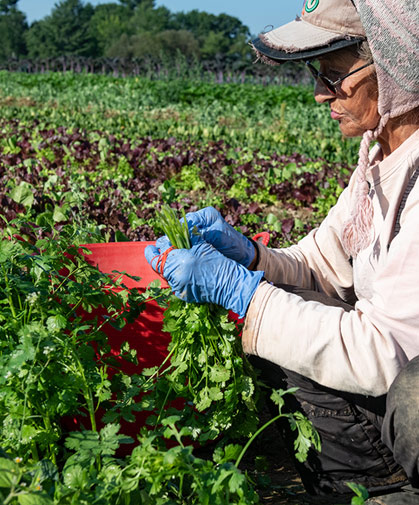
1, 0, 253, 65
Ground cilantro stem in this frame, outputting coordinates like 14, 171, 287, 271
30, 440, 40, 462
143, 345, 176, 385
43, 415, 57, 465
25, 301, 33, 326
3, 266, 17, 320
200, 334, 209, 391
70, 350, 97, 433
50, 262, 86, 297
65, 295, 84, 318
179, 473, 184, 499
187, 349, 205, 392
19, 321, 45, 456
153, 385, 173, 430
206, 309, 239, 385
235, 413, 285, 468
3, 488, 20, 505
158, 205, 191, 250
17, 292, 23, 313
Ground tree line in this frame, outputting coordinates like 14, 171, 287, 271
0, 0, 254, 66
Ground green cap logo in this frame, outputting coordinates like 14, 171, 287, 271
304, 0, 319, 13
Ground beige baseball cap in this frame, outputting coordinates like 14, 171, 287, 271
253, 0, 366, 62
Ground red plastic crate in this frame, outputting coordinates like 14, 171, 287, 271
63, 242, 171, 449
66, 235, 270, 448
80, 241, 170, 375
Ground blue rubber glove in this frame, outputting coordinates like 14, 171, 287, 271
144, 235, 264, 319
185, 207, 256, 268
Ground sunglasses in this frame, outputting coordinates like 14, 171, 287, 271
305, 60, 374, 95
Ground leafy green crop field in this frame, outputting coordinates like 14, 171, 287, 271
0, 71, 359, 163
1, 71, 357, 247
0, 72, 362, 504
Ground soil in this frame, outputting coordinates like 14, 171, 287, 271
193, 406, 316, 505
235, 409, 356, 505
238, 408, 313, 505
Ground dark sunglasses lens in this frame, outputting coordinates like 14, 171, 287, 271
320, 77, 336, 94
306, 63, 336, 94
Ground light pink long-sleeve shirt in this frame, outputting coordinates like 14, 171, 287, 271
242, 129, 419, 396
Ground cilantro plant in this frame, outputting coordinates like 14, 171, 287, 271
0, 215, 261, 504
346, 483, 369, 505
0, 209, 321, 504
0, 216, 150, 463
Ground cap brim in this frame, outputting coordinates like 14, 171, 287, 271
253, 36, 363, 62
253, 17, 364, 62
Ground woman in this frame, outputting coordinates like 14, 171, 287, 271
145, 0, 419, 503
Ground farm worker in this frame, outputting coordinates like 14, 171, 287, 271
145, 0, 419, 503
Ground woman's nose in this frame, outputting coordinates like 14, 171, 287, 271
314, 79, 334, 104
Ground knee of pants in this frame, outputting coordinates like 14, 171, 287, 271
387, 356, 419, 416
383, 355, 419, 485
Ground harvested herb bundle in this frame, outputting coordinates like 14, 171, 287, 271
151, 205, 260, 441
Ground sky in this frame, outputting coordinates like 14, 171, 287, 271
18, 0, 303, 36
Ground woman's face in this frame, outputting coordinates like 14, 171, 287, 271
314, 50, 380, 138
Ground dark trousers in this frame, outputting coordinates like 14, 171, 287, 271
250, 285, 419, 500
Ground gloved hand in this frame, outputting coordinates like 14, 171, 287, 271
144, 235, 264, 319
185, 207, 257, 268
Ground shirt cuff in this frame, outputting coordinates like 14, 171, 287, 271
242, 280, 276, 355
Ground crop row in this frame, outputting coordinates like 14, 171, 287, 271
1, 118, 350, 247
0, 72, 360, 164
